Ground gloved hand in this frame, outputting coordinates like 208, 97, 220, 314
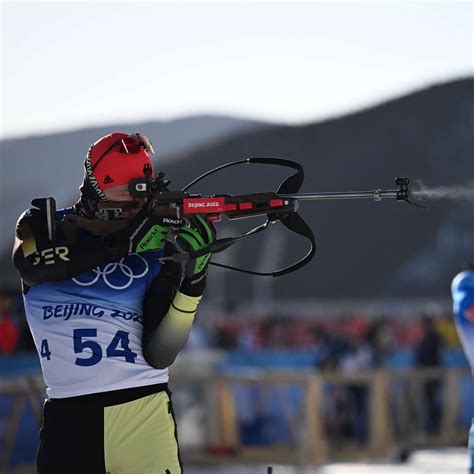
175, 215, 216, 296
130, 219, 170, 254
103, 203, 174, 256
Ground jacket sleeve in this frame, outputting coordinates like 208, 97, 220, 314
142, 242, 206, 370
12, 209, 127, 287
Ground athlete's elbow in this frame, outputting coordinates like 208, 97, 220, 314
13, 255, 39, 286
144, 345, 180, 370
14, 259, 61, 286
153, 358, 174, 370
17, 270, 39, 287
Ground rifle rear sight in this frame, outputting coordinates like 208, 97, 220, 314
129, 171, 171, 199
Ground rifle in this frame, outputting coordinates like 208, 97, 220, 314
39, 157, 424, 277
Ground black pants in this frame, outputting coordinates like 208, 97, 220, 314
37, 384, 182, 474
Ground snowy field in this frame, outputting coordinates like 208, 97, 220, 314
4, 448, 468, 474
186, 449, 468, 474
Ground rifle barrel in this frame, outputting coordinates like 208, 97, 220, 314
279, 189, 399, 201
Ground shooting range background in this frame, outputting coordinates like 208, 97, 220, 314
1, 2, 473, 473
1, 77, 473, 303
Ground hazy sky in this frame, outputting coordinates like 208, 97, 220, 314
1, 1, 472, 139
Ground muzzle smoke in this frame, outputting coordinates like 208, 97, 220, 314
411, 181, 474, 201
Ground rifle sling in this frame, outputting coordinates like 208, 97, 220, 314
169, 157, 316, 277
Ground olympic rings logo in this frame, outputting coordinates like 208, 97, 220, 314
73, 254, 149, 290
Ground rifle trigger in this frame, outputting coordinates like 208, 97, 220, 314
208, 214, 221, 222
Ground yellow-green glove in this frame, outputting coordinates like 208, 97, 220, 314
176, 215, 216, 276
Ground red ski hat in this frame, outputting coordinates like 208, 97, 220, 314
84, 132, 155, 198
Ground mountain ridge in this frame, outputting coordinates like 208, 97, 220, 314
159, 77, 473, 300
1, 77, 472, 299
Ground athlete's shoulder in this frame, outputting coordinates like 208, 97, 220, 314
16, 207, 40, 222
16, 206, 74, 236
452, 270, 474, 295
15, 207, 43, 238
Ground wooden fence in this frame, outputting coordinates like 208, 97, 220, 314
0, 367, 471, 470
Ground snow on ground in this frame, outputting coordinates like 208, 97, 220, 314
187, 448, 468, 474
4, 449, 468, 474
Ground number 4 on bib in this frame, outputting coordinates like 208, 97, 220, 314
41, 339, 52, 360
106, 330, 137, 363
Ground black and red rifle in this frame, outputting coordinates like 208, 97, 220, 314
85, 157, 422, 277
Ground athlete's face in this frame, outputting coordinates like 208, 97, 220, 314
104, 184, 147, 218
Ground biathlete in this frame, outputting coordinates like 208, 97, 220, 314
451, 264, 474, 474
13, 133, 215, 473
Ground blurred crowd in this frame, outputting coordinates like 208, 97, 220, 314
212, 310, 460, 366
209, 310, 463, 444
0, 288, 461, 364
0, 289, 35, 354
